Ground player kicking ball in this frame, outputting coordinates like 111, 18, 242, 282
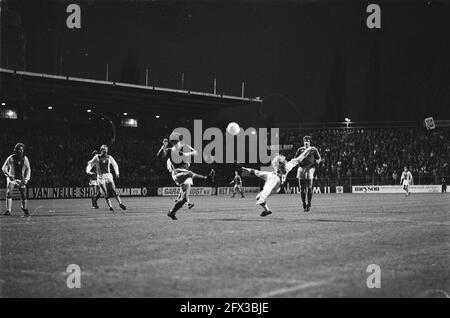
158, 132, 212, 220
241, 149, 314, 217
400, 166, 413, 197
86, 145, 126, 212
2, 143, 31, 217
229, 170, 245, 198
157, 138, 196, 209
295, 135, 321, 212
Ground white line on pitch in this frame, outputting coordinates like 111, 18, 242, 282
255, 280, 327, 298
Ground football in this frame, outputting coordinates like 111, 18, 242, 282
227, 122, 241, 135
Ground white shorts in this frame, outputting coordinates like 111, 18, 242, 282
255, 171, 281, 205
172, 169, 193, 186
89, 179, 99, 187
402, 180, 410, 187
97, 173, 114, 186
6, 178, 26, 189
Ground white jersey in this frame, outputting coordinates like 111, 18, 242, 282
2, 155, 31, 182
401, 171, 413, 185
86, 154, 119, 176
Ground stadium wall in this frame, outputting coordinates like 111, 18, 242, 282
351, 185, 442, 194
0, 187, 148, 200
1, 184, 446, 200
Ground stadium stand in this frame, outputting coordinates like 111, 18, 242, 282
279, 127, 450, 187
1, 119, 448, 193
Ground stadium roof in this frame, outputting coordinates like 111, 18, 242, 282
0, 68, 262, 118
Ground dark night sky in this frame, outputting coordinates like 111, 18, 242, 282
2, 0, 450, 122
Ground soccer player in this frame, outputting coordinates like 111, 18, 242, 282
167, 157, 196, 209
2, 143, 31, 217
295, 136, 321, 212
86, 145, 126, 212
230, 170, 245, 198
241, 149, 314, 217
157, 138, 194, 209
400, 166, 413, 196
158, 132, 212, 220
87, 150, 101, 209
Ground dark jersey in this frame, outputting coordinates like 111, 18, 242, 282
233, 175, 242, 186
12, 154, 24, 180
295, 146, 320, 168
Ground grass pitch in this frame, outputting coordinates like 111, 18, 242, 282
1, 193, 448, 297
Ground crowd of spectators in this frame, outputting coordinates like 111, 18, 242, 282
0, 121, 164, 187
1, 120, 449, 188
280, 127, 450, 185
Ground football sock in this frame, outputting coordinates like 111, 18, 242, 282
260, 202, 270, 212
6, 197, 12, 212
300, 183, 306, 207
307, 188, 313, 207
171, 198, 187, 214
95, 191, 101, 200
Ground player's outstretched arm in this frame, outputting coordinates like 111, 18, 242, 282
85, 162, 94, 175
2, 156, 13, 179
23, 156, 31, 184
157, 138, 169, 158
109, 156, 120, 178
86, 155, 98, 174
314, 148, 322, 165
